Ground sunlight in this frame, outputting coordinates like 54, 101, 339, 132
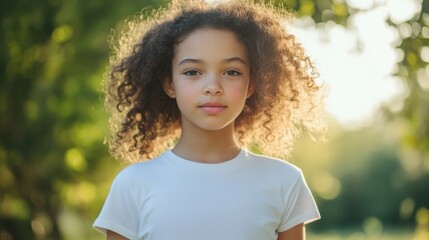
290, 0, 422, 129
204, 0, 423, 129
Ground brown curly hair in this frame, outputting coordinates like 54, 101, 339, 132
105, 0, 326, 163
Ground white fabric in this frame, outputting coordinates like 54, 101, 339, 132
93, 149, 320, 240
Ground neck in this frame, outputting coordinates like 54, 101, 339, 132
172, 123, 241, 164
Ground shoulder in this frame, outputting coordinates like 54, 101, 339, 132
245, 151, 303, 181
112, 152, 169, 185
247, 151, 301, 173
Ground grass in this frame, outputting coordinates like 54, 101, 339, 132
307, 227, 421, 240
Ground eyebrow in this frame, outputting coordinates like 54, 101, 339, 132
177, 57, 248, 66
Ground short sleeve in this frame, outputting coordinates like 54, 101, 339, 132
93, 170, 140, 239
278, 170, 320, 232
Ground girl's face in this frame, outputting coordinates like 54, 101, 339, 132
164, 29, 254, 132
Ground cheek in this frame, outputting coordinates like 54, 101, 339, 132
173, 81, 197, 106
175, 80, 197, 95
229, 82, 250, 102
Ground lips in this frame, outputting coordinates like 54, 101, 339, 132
199, 102, 227, 114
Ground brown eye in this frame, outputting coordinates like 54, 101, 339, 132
183, 70, 200, 76
224, 70, 241, 76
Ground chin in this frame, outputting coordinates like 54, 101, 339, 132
197, 122, 234, 132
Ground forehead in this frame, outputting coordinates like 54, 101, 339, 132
173, 29, 248, 63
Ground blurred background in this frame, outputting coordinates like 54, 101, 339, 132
1, 0, 428, 239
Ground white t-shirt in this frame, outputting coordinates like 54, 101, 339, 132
93, 149, 320, 240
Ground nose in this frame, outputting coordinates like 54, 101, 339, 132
203, 75, 223, 95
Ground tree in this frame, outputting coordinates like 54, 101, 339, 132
0, 0, 164, 239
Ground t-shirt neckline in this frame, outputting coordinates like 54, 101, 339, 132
163, 148, 249, 173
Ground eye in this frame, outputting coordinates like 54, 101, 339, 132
183, 70, 200, 76
224, 70, 241, 76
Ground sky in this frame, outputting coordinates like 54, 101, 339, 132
290, 0, 423, 129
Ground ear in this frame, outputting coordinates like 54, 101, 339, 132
162, 79, 176, 98
246, 80, 256, 98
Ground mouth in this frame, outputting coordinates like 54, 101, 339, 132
199, 102, 227, 114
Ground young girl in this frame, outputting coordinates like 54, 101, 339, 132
94, 0, 326, 239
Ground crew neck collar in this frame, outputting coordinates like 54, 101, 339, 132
162, 148, 249, 173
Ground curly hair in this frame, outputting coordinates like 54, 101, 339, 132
105, 0, 326, 163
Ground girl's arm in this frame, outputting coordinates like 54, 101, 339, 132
277, 223, 305, 240
106, 230, 128, 240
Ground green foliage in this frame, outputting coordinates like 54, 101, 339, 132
384, 1, 429, 165
0, 0, 165, 239
272, 0, 350, 24
293, 122, 429, 236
